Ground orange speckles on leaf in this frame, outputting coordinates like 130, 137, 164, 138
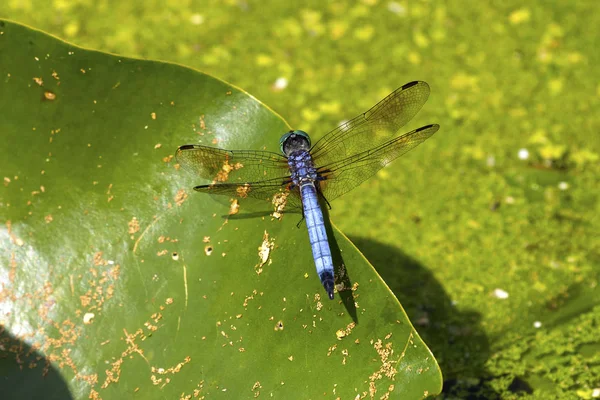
44, 91, 56, 100
154, 143, 162, 149
236, 183, 251, 198
128, 217, 140, 235
213, 159, 244, 183
229, 198, 240, 215
175, 188, 188, 206
256, 231, 275, 274
271, 191, 289, 219
335, 322, 356, 341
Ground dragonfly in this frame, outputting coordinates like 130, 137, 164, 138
176, 81, 439, 300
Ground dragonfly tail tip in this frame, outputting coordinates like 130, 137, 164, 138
323, 280, 335, 300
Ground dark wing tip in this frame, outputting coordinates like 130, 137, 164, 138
178, 144, 198, 151
416, 123, 440, 132
193, 184, 211, 191
401, 81, 420, 90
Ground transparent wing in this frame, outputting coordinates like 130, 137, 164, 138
176, 144, 290, 184
310, 81, 431, 169
317, 124, 440, 201
176, 145, 301, 213
193, 178, 303, 213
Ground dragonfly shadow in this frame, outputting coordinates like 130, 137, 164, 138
321, 200, 358, 323
348, 237, 502, 399
0, 325, 73, 399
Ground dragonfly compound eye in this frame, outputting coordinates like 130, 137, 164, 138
279, 130, 311, 156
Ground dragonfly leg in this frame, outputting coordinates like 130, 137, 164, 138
296, 212, 305, 228
315, 180, 332, 210
322, 195, 332, 210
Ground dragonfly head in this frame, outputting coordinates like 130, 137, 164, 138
280, 130, 311, 156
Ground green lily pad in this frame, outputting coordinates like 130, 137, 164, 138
0, 20, 442, 399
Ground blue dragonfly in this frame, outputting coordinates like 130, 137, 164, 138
176, 81, 439, 300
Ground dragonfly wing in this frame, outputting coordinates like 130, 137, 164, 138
310, 81, 431, 168
193, 177, 303, 214
316, 124, 440, 202
176, 144, 290, 184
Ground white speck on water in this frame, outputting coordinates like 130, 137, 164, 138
494, 288, 509, 299
273, 77, 288, 90
388, 2, 406, 15
190, 13, 205, 25
518, 148, 529, 160
533, 321, 542, 328
558, 181, 569, 190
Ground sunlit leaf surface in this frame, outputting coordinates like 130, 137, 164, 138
0, 20, 442, 399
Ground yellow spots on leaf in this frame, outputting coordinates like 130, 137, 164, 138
413, 31, 430, 48
301, 9, 325, 36
204, 245, 213, 256
301, 107, 320, 123
354, 24, 374, 41
256, 54, 273, 67
351, 62, 366, 76
33, 77, 43, 86
318, 101, 341, 115
567, 52, 584, 64
64, 21, 79, 37
450, 72, 479, 91
329, 20, 348, 40
509, 107, 527, 118
407, 51, 421, 65
509, 8, 531, 25
548, 78, 563, 95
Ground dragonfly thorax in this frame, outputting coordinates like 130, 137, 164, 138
280, 130, 311, 157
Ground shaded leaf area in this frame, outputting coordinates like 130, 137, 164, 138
0, 21, 441, 399
353, 237, 600, 399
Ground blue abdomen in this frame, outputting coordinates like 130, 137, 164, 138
300, 183, 335, 299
